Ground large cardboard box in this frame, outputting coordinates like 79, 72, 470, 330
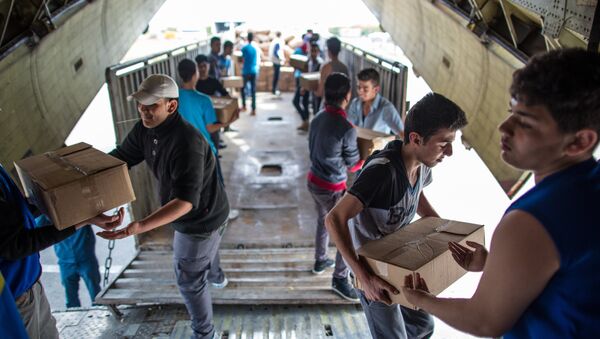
221, 76, 244, 88
14, 143, 135, 230
356, 217, 485, 309
356, 127, 396, 159
300, 72, 320, 91
289, 54, 308, 72
210, 96, 239, 122
279, 66, 295, 92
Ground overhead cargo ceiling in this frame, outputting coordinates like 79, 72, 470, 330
361, 0, 597, 195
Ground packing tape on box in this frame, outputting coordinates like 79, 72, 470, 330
382, 238, 435, 262
45, 152, 89, 176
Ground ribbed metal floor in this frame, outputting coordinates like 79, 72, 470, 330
54, 304, 369, 338
96, 248, 358, 306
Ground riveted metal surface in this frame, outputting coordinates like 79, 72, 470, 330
54, 305, 370, 338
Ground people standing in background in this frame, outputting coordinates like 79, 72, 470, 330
296, 42, 323, 132
347, 68, 404, 136
208, 36, 222, 80
219, 40, 234, 78
36, 215, 101, 309
269, 31, 285, 96
316, 37, 349, 106
292, 42, 309, 129
240, 31, 260, 116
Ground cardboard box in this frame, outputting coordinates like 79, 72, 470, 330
356, 217, 485, 309
356, 127, 396, 159
300, 72, 320, 91
289, 54, 308, 72
210, 96, 239, 122
14, 143, 135, 229
233, 50, 243, 63
221, 76, 244, 88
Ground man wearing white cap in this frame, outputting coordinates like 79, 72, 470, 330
99, 74, 230, 339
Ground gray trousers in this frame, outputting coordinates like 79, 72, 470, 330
307, 181, 349, 279
16, 279, 59, 339
358, 290, 434, 339
174, 224, 226, 339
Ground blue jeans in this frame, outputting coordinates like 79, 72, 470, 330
59, 257, 101, 308
272, 64, 281, 93
293, 77, 309, 121
241, 73, 257, 110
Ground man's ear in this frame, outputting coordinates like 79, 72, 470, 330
168, 99, 178, 113
564, 129, 598, 156
409, 132, 421, 145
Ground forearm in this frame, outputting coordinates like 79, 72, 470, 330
417, 193, 439, 218
325, 213, 369, 280
138, 198, 192, 233
0, 226, 75, 260
206, 123, 225, 133
414, 295, 497, 337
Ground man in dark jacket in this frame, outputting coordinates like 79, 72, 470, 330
98, 74, 229, 339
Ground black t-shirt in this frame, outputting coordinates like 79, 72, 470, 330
195, 77, 229, 97
348, 140, 432, 248
110, 112, 229, 236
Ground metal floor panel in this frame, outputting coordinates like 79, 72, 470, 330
53, 304, 369, 339
96, 247, 357, 306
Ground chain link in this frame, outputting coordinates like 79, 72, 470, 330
103, 238, 115, 287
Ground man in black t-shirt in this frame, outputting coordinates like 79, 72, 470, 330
195, 54, 229, 97
99, 74, 229, 339
326, 93, 467, 339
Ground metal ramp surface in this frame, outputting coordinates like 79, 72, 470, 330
96, 247, 357, 306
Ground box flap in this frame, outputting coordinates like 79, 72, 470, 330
358, 217, 484, 270
300, 72, 320, 81
15, 144, 125, 190
290, 54, 308, 62
356, 127, 394, 140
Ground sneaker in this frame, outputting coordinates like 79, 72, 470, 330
224, 126, 238, 133
312, 258, 335, 274
218, 141, 227, 149
332, 277, 359, 302
250, 110, 256, 116
211, 276, 228, 289
296, 120, 309, 132
228, 209, 239, 221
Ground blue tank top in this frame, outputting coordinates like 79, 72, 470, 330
504, 158, 600, 339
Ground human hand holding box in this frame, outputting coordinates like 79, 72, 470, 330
355, 217, 485, 309
14, 143, 135, 230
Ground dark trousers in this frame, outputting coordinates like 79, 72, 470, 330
241, 73, 257, 110
173, 224, 226, 339
293, 78, 309, 121
272, 64, 281, 93
358, 290, 435, 339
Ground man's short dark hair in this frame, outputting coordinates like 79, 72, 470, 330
404, 93, 467, 143
178, 59, 197, 83
326, 37, 342, 56
223, 40, 233, 49
357, 68, 380, 86
324, 72, 351, 107
310, 41, 320, 50
210, 36, 221, 44
195, 54, 209, 65
247, 32, 254, 42
510, 48, 600, 139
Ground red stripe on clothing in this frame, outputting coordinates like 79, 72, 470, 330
307, 171, 346, 192
325, 105, 347, 119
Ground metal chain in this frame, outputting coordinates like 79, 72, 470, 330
103, 239, 115, 287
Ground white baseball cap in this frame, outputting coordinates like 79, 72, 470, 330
128, 74, 179, 105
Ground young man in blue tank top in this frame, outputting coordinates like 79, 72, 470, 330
402, 48, 600, 338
